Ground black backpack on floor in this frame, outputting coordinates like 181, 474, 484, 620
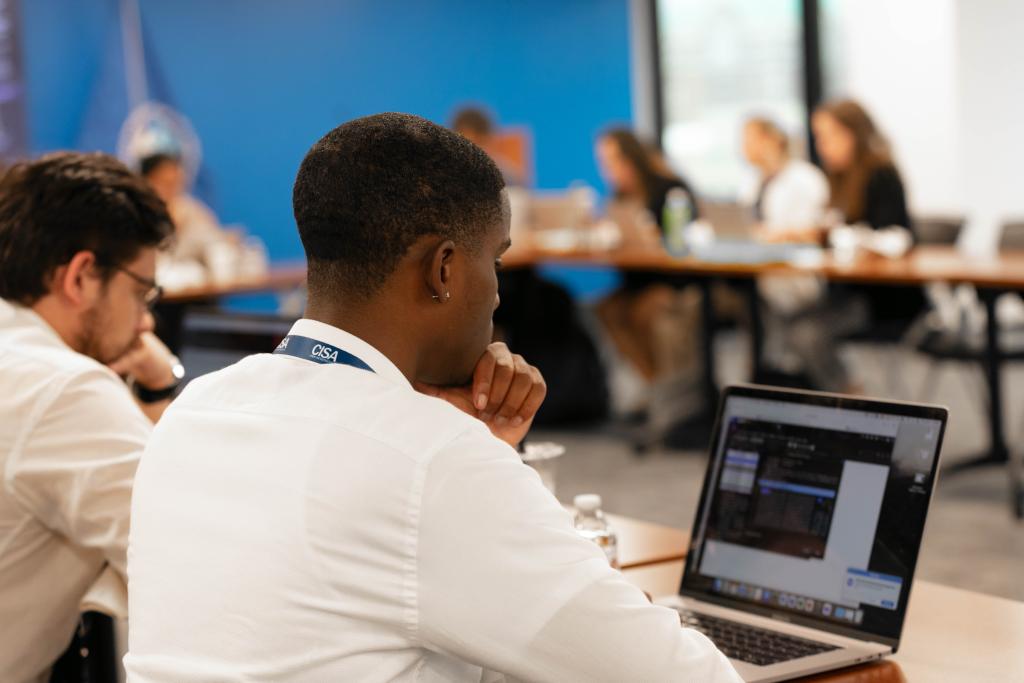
495, 270, 609, 425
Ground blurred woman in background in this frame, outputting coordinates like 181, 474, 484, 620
813, 99, 911, 232
753, 100, 923, 393
741, 117, 828, 235
740, 117, 842, 390
594, 129, 706, 440
813, 98, 924, 329
595, 127, 699, 236
141, 153, 228, 264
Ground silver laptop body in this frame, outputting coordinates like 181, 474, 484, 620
657, 385, 947, 682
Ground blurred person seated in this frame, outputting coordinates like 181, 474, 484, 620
451, 106, 526, 186
0, 152, 181, 682
752, 100, 925, 393
740, 117, 828, 236
596, 128, 699, 244
593, 128, 707, 437
739, 116, 842, 390
816, 98, 926, 324
141, 153, 225, 263
140, 153, 269, 289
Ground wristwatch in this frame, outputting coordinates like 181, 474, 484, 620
134, 358, 186, 403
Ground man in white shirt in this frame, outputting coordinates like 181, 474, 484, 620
126, 113, 740, 682
0, 152, 182, 682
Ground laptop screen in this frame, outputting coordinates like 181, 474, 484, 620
681, 386, 947, 643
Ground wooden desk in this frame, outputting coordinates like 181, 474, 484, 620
162, 262, 307, 304
605, 513, 689, 569
503, 244, 1024, 289
623, 559, 1024, 682
153, 263, 306, 353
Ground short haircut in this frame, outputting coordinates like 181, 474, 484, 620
139, 152, 181, 177
0, 151, 172, 305
292, 112, 506, 301
451, 107, 494, 137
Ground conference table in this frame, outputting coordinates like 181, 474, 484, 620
161, 261, 307, 304
575, 511, 690, 570
607, 512, 1024, 682
161, 244, 1024, 517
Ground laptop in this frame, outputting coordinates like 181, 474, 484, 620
657, 385, 947, 682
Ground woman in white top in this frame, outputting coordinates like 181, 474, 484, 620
741, 117, 862, 392
741, 117, 828, 237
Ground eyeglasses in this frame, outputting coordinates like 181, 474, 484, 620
114, 265, 163, 308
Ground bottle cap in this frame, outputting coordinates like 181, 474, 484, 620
574, 493, 602, 513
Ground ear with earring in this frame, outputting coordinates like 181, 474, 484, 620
431, 292, 451, 303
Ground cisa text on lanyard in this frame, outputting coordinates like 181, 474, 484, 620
273, 335, 375, 373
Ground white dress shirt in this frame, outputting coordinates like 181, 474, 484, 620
741, 158, 829, 232
740, 159, 830, 316
126, 318, 739, 682
0, 298, 151, 683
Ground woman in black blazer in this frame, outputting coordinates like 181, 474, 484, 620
813, 98, 925, 325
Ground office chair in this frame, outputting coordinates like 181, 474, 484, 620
838, 216, 966, 397
914, 220, 1024, 403
999, 220, 1024, 248
914, 215, 966, 246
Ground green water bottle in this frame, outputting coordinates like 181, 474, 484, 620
662, 187, 692, 256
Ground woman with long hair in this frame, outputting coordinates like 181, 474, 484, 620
813, 99, 924, 325
813, 99, 911, 231
594, 129, 707, 439
596, 127, 699, 232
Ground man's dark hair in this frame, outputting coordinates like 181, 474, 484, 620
293, 112, 505, 300
139, 152, 181, 178
0, 151, 173, 305
451, 107, 494, 137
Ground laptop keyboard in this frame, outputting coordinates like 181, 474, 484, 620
676, 610, 839, 667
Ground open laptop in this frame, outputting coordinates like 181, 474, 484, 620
657, 385, 947, 682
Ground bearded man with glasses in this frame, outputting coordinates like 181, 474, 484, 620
0, 152, 180, 682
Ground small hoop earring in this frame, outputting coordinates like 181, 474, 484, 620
431, 292, 451, 302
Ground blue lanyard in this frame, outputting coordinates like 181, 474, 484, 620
273, 335, 375, 373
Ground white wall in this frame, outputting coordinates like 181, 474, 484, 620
957, 0, 1024, 251
824, 0, 962, 217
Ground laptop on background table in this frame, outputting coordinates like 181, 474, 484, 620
657, 385, 947, 682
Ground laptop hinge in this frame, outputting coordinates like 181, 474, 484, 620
677, 588, 899, 650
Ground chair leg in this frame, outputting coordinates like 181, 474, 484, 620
883, 346, 906, 398
858, 344, 902, 397
918, 361, 944, 402
968, 360, 991, 415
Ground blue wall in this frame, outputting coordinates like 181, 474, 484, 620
21, 0, 633, 263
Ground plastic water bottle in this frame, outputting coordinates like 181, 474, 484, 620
662, 187, 693, 256
573, 494, 619, 568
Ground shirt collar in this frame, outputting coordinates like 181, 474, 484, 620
285, 318, 411, 388
0, 297, 73, 351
